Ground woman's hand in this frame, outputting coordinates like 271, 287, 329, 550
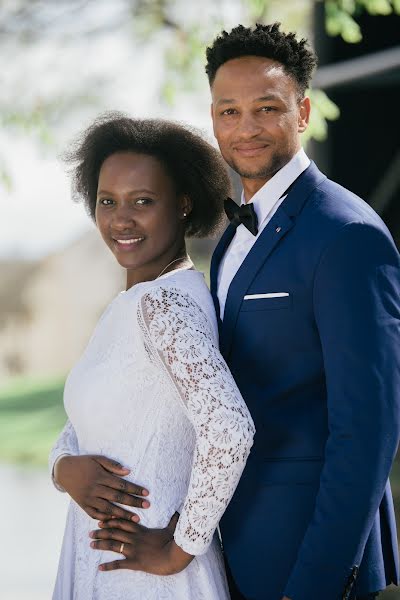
89, 513, 194, 575
54, 455, 150, 522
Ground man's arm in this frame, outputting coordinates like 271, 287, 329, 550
50, 417, 149, 521
284, 222, 400, 600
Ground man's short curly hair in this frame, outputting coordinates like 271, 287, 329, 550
64, 113, 232, 238
205, 22, 317, 98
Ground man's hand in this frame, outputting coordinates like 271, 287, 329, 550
54, 455, 150, 522
89, 513, 193, 575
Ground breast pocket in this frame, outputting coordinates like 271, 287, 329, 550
241, 293, 292, 312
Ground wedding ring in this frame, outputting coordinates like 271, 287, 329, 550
119, 543, 125, 554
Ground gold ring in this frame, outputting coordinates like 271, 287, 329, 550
119, 543, 125, 554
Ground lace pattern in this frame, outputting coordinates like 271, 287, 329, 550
139, 286, 255, 555
49, 270, 253, 598
49, 418, 79, 491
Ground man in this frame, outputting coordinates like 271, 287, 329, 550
206, 23, 400, 600
51, 22, 400, 600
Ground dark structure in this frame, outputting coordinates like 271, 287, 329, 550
311, 3, 400, 246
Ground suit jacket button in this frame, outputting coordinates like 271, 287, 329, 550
276, 226, 282, 233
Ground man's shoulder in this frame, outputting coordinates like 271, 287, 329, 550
305, 171, 386, 234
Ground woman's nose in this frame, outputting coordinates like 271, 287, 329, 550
112, 204, 136, 229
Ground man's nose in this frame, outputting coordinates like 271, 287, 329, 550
235, 113, 262, 139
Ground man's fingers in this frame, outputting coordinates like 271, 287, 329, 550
167, 511, 179, 532
93, 498, 139, 521
94, 456, 130, 475
88, 507, 113, 522
99, 519, 140, 533
97, 484, 150, 510
106, 474, 149, 499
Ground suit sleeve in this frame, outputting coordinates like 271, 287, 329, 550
284, 222, 400, 600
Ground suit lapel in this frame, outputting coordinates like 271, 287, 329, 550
218, 162, 327, 358
219, 210, 293, 357
210, 222, 236, 327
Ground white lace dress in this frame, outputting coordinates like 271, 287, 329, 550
49, 268, 255, 600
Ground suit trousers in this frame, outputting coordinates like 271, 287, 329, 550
224, 558, 380, 600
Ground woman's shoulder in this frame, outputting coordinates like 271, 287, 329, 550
122, 268, 210, 305
128, 269, 218, 335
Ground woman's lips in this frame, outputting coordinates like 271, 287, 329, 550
113, 237, 145, 251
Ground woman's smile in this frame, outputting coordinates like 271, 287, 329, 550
112, 236, 146, 252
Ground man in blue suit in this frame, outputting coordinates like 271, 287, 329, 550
206, 23, 400, 600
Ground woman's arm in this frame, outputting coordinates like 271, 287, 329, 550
90, 285, 254, 574
139, 287, 255, 557
49, 419, 79, 491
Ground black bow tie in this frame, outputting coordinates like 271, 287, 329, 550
224, 197, 258, 236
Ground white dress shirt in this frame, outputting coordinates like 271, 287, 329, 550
217, 148, 310, 319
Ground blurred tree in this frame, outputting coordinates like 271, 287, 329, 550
0, 0, 399, 187
325, 0, 400, 42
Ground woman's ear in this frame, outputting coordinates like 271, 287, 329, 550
180, 195, 192, 219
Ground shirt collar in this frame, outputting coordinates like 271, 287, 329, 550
241, 148, 311, 226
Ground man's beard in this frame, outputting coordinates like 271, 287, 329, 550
227, 149, 292, 181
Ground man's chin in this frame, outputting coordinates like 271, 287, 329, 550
229, 155, 291, 181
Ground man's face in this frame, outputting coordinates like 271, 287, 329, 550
211, 56, 310, 187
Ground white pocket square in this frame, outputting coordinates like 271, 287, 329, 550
243, 293, 289, 300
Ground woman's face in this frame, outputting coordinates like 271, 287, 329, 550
95, 152, 188, 288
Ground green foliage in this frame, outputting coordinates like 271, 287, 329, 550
0, 163, 12, 191
0, 0, 398, 183
161, 25, 211, 105
325, 0, 400, 43
0, 376, 66, 465
0, 108, 54, 145
246, 0, 271, 20
303, 88, 340, 143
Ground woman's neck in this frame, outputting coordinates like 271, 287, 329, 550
125, 247, 190, 290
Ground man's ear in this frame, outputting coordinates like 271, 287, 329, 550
298, 96, 311, 133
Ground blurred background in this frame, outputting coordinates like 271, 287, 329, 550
0, 0, 399, 597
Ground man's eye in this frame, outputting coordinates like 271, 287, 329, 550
221, 108, 237, 116
98, 198, 114, 206
261, 106, 276, 113
136, 197, 152, 205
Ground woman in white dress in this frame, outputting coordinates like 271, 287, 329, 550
49, 114, 255, 599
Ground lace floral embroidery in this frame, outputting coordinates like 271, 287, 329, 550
49, 418, 79, 491
139, 286, 255, 555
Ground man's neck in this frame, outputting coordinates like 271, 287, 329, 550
242, 176, 271, 203
241, 148, 303, 203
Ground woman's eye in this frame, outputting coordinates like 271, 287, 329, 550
136, 197, 152, 206
98, 198, 114, 206
221, 108, 237, 116
261, 106, 276, 113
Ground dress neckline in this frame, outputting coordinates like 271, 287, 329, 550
119, 266, 200, 296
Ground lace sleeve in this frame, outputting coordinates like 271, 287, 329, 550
138, 286, 255, 555
49, 419, 79, 492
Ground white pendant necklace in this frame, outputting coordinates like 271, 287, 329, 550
156, 255, 193, 279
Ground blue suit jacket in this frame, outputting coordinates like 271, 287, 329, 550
211, 162, 400, 600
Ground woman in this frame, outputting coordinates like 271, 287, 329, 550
49, 114, 255, 599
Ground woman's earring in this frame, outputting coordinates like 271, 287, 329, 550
183, 212, 187, 217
